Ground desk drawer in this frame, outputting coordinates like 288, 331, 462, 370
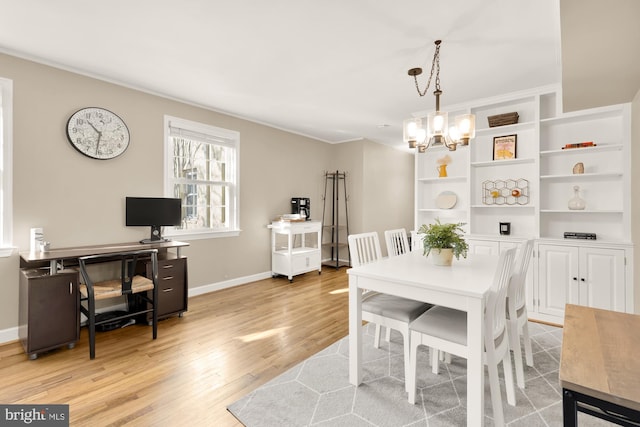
148, 258, 188, 318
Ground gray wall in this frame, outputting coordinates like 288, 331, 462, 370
0, 52, 414, 335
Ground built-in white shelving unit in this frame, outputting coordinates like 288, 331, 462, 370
414, 86, 633, 324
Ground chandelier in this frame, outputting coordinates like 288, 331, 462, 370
403, 40, 475, 152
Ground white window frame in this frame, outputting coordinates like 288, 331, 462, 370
0, 77, 13, 256
164, 115, 240, 240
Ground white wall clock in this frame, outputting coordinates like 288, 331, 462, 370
66, 107, 130, 159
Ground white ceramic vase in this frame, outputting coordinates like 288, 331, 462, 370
431, 248, 454, 266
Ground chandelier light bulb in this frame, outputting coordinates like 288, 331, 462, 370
449, 126, 460, 142
458, 118, 470, 133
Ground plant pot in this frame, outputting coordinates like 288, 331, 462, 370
430, 248, 454, 266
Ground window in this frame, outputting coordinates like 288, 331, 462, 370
164, 116, 240, 239
0, 77, 13, 255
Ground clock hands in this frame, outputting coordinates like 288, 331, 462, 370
86, 120, 103, 155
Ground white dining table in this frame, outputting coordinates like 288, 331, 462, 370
347, 250, 500, 427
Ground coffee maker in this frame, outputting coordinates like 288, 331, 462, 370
291, 197, 310, 220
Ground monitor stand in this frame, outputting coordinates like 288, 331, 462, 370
139, 226, 171, 244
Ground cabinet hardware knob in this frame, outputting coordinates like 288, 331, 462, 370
581, 278, 585, 282
572, 277, 578, 281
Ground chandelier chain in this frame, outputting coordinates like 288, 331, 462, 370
413, 41, 441, 97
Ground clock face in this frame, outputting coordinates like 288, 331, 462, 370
66, 107, 130, 159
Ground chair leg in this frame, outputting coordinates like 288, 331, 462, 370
374, 323, 382, 348
509, 319, 526, 389
502, 349, 516, 406
486, 355, 505, 426
152, 292, 158, 340
385, 326, 391, 343
431, 347, 440, 375
522, 319, 534, 367
88, 299, 96, 360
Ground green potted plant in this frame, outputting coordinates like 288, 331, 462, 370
417, 219, 469, 266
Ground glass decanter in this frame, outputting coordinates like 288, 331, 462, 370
568, 185, 586, 210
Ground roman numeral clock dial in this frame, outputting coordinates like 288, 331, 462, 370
66, 107, 130, 159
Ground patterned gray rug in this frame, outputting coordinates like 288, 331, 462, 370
228, 322, 608, 426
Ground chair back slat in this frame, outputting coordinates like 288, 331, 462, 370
508, 239, 534, 312
348, 232, 382, 267
384, 228, 409, 257
486, 247, 517, 342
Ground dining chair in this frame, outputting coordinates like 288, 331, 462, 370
383, 228, 411, 342
78, 249, 159, 359
384, 228, 410, 257
507, 239, 535, 389
348, 232, 433, 388
407, 248, 517, 427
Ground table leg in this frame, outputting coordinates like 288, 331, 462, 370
349, 275, 363, 386
562, 389, 578, 427
467, 297, 485, 426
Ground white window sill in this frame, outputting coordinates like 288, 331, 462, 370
0, 247, 16, 258
165, 229, 241, 241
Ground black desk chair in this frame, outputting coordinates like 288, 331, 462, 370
78, 249, 159, 359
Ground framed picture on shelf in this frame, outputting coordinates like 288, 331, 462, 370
493, 134, 517, 160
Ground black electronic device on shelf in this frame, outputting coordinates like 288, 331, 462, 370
564, 232, 597, 240
126, 197, 182, 243
291, 197, 310, 220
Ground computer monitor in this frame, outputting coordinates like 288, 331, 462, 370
125, 197, 182, 243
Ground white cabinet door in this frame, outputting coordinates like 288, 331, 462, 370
467, 239, 499, 255
579, 247, 625, 312
538, 244, 625, 320
538, 244, 578, 319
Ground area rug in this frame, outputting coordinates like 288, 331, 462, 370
228, 322, 600, 426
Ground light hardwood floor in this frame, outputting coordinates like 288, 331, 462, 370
0, 267, 351, 426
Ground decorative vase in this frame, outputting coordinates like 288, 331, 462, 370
431, 248, 454, 266
568, 185, 586, 210
437, 164, 448, 178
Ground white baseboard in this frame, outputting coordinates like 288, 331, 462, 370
188, 271, 273, 297
0, 271, 274, 346
0, 326, 19, 345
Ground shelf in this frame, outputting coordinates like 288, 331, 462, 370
471, 157, 535, 168
471, 205, 533, 209
321, 242, 348, 249
539, 144, 623, 156
273, 247, 319, 256
418, 176, 466, 183
322, 260, 350, 268
540, 106, 623, 126
540, 172, 622, 180
418, 208, 466, 213
475, 121, 536, 135
540, 209, 623, 214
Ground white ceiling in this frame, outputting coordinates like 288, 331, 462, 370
0, 0, 563, 150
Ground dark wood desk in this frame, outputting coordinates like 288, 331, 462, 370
560, 304, 640, 426
20, 240, 189, 270
19, 240, 189, 359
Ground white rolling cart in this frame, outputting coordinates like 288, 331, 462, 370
269, 220, 322, 282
